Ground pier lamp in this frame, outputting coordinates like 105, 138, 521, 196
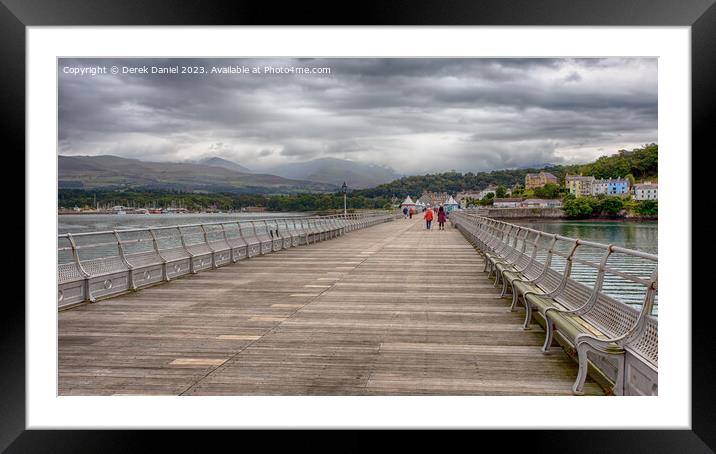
341, 181, 348, 216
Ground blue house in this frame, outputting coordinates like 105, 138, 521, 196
606, 178, 629, 195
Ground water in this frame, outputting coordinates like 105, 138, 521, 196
58, 212, 309, 235
515, 220, 658, 315
514, 220, 657, 254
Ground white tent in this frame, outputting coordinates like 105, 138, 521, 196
400, 196, 415, 207
444, 195, 460, 213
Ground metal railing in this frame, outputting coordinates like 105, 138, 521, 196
58, 212, 400, 309
450, 210, 658, 396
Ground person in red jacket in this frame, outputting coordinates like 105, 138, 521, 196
409, 207, 414, 219
424, 207, 434, 230
437, 206, 447, 230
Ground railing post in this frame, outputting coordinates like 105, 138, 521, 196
113, 230, 135, 290
66, 233, 91, 303
200, 224, 217, 268
148, 228, 169, 281
177, 226, 195, 273
219, 223, 234, 262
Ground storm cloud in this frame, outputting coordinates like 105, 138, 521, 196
58, 57, 657, 174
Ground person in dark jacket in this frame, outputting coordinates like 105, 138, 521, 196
437, 206, 447, 230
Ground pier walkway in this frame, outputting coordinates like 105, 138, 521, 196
59, 218, 603, 395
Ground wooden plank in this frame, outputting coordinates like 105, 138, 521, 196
170, 358, 227, 366
59, 218, 604, 396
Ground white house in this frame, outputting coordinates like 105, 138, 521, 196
493, 198, 521, 208
477, 186, 497, 199
521, 198, 562, 208
633, 183, 658, 200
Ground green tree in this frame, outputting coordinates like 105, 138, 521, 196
480, 193, 495, 206
600, 197, 624, 215
562, 197, 593, 218
625, 173, 636, 188
533, 183, 561, 199
637, 200, 658, 215
495, 185, 507, 198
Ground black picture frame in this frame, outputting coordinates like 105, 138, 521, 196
5, 0, 713, 450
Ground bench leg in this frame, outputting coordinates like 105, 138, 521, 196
500, 278, 509, 297
612, 355, 625, 396
510, 290, 521, 312
522, 302, 533, 330
572, 342, 590, 395
541, 316, 555, 352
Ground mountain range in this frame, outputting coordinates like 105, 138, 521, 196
58, 155, 401, 193
260, 158, 401, 189
194, 157, 253, 174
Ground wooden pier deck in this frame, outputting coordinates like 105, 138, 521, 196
58, 218, 604, 396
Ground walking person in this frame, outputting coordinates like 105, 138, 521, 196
403, 206, 408, 218
424, 206, 434, 230
409, 207, 413, 219
437, 206, 446, 230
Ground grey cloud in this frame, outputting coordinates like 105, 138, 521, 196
58, 57, 657, 173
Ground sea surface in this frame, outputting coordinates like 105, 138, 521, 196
515, 220, 658, 314
514, 220, 657, 254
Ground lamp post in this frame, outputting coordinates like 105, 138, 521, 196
341, 181, 347, 216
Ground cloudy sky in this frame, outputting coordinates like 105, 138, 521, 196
58, 58, 657, 175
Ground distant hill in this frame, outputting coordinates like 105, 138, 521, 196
58, 155, 337, 194
354, 144, 658, 198
195, 156, 253, 173
263, 158, 401, 189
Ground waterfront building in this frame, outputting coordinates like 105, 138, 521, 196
455, 191, 483, 208
520, 198, 563, 208
477, 186, 497, 199
419, 191, 449, 207
525, 171, 559, 190
633, 182, 658, 200
493, 198, 521, 208
607, 178, 630, 196
565, 174, 595, 198
592, 179, 609, 196
592, 177, 630, 196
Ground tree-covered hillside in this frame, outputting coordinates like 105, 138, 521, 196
575, 143, 657, 180
353, 144, 657, 198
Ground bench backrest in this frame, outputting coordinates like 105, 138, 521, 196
454, 213, 659, 367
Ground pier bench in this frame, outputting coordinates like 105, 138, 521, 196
278, 219, 300, 248
202, 224, 233, 267
221, 222, 249, 261
178, 225, 214, 273
252, 221, 275, 255
239, 221, 262, 257
450, 211, 659, 396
